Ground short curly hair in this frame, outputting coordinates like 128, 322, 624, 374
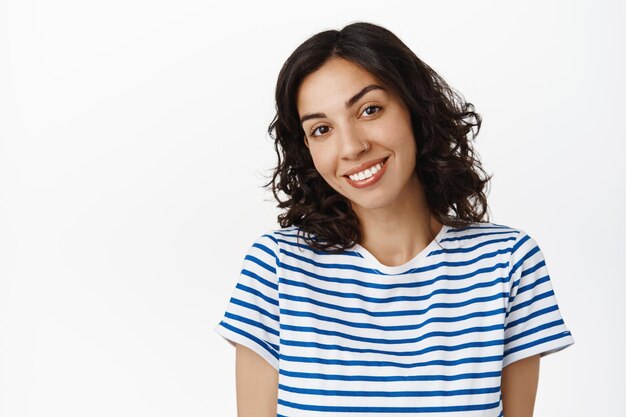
263, 21, 493, 253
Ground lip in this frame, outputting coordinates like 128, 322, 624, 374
344, 157, 389, 189
343, 156, 389, 177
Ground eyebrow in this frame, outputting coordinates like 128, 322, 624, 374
299, 84, 385, 124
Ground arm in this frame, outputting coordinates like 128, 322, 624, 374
235, 343, 279, 417
501, 354, 540, 417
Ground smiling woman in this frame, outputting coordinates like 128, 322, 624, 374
297, 58, 420, 222
214, 21, 575, 417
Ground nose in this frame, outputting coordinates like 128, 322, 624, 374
338, 123, 369, 160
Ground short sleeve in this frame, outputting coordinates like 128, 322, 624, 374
214, 230, 281, 371
503, 230, 575, 368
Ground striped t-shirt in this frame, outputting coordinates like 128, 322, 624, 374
214, 221, 575, 416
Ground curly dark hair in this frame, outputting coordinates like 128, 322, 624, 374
263, 21, 493, 253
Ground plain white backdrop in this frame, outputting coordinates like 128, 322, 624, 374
1, 0, 624, 416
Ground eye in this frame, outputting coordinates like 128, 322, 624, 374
310, 124, 330, 138
361, 104, 383, 117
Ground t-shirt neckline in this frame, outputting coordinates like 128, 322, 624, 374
353, 224, 450, 275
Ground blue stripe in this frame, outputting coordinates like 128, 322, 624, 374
278, 275, 508, 304
278, 398, 501, 413
279, 336, 504, 356
279, 323, 503, 347
218, 320, 279, 359
229, 296, 279, 321
516, 274, 550, 295
252, 239, 279, 262
279, 368, 502, 382
243, 252, 277, 275
509, 234, 535, 276
279, 259, 509, 290
224, 311, 279, 337
278, 382, 500, 397
505, 304, 559, 329
508, 258, 546, 301
504, 330, 573, 356
505, 319, 566, 344
236, 283, 279, 307
278, 291, 508, 318
521, 258, 546, 278
508, 290, 555, 315
279, 354, 503, 368
280, 306, 507, 332
240, 267, 278, 291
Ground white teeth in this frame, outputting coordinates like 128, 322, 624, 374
349, 161, 383, 181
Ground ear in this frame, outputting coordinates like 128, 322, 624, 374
303, 136, 309, 149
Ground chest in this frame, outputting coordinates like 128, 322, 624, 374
277, 262, 508, 370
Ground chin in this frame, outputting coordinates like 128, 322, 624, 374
349, 192, 396, 211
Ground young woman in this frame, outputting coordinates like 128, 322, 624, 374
215, 22, 575, 417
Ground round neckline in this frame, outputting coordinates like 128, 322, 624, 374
353, 224, 450, 275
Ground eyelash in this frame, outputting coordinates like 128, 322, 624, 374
309, 104, 384, 138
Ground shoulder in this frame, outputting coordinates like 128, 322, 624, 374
265, 225, 355, 268
442, 221, 539, 261
267, 225, 322, 250
248, 226, 303, 246
455, 221, 550, 275
248, 225, 313, 261
445, 220, 525, 243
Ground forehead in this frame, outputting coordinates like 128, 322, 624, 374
296, 58, 385, 115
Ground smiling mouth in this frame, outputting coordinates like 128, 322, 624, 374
343, 156, 390, 189
343, 156, 389, 180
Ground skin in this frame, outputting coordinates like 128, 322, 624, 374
234, 56, 540, 416
297, 57, 443, 267
235, 343, 278, 417
501, 354, 541, 416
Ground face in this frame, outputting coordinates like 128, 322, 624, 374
296, 57, 420, 212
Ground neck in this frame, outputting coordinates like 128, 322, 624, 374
351, 173, 442, 267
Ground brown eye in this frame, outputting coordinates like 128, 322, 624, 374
362, 105, 383, 117
311, 125, 330, 137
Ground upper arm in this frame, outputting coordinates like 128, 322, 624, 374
214, 231, 282, 415
235, 343, 279, 417
501, 353, 540, 417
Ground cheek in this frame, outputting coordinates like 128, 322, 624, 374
310, 150, 343, 188
309, 149, 333, 177
390, 121, 416, 155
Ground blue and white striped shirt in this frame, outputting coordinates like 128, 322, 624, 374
215, 221, 575, 416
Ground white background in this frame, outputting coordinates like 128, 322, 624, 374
1, 0, 624, 416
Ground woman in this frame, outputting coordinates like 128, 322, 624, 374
215, 21, 575, 416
